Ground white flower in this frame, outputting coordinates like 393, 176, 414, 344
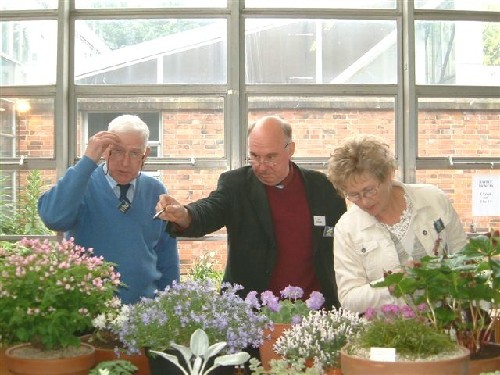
274, 308, 366, 370
92, 314, 107, 329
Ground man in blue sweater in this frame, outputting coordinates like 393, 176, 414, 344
38, 114, 179, 304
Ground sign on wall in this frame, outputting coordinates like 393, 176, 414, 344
472, 175, 500, 216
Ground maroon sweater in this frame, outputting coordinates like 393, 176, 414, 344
265, 167, 321, 299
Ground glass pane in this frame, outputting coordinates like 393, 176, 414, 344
0, 21, 57, 85
74, 19, 226, 84
160, 168, 227, 277
415, 21, 500, 86
179, 240, 227, 280
0, 0, 58, 10
418, 98, 500, 158
0, 169, 56, 235
415, 0, 499, 11
248, 96, 396, 158
416, 169, 500, 233
0, 97, 55, 158
75, 0, 227, 8
246, 19, 397, 84
246, 0, 396, 9
76, 97, 224, 158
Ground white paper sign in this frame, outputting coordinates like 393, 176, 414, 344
370, 347, 396, 362
472, 175, 500, 216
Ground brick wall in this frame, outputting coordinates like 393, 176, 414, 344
11, 106, 500, 275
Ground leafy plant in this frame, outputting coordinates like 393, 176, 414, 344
274, 308, 365, 371
0, 170, 53, 235
186, 251, 223, 287
248, 357, 320, 374
89, 359, 138, 375
245, 286, 325, 324
150, 328, 250, 375
117, 279, 269, 355
349, 304, 458, 360
0, 237, 121, 350
374, 231, 500, 357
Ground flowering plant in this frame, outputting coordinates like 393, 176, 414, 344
0, 237, 121, 351
374, 230, 500, 357
245, 286, 325, 325
117, 279, 269, 355
346, 304, 460, 361
274, 308, 365, 371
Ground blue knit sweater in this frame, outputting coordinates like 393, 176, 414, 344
38, 156, 179, 304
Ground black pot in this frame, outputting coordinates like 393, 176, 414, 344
147, 349, 237, 375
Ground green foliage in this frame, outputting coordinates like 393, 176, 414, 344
86, 17, 211, 50
186, 251, 224, 287
374, 231, 500, 356
483, 23, 500, 66
253, 287, 325, 324
89, 360, 138, 375
354, 317, 456, 359
0, 170, 53, 235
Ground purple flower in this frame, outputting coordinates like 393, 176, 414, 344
245, 291, 260, 309
399, 305, 416, 319
364, 307, 377, 320
305, 291, 325, 311
261, 290, 281, 312
381, 304, 399, 316
281, 286, 304, 300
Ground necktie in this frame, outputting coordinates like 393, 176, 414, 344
118, 184, 131, 203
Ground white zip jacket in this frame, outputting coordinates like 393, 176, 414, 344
333, 182, 467, 313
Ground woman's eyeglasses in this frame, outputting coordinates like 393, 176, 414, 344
345, 183, 381, 202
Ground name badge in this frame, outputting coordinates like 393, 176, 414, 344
313, 216, 326, 226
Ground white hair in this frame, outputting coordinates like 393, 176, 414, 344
108, 114, 150, 149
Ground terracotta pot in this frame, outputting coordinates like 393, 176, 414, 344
340, 346, 470, 375
93, 346, 150, 375
1, 346, 12, 375
469, 343, 500, 375
5, 343, 95, 375
324, 369, 342, 375
258, 323, 291, 370
80, 333, 151, 374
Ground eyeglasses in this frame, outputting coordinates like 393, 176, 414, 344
344, 183, 381, 202
109, 149, 145, 161
248, 142, 290, 167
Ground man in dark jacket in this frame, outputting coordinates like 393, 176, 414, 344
156, 115, 347, 309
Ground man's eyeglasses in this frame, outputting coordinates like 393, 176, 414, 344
248, 142, 290, 167
109, 149, 145, 161
344, 183, 381, 202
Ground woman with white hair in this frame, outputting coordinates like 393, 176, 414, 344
327, 134, 466, 313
